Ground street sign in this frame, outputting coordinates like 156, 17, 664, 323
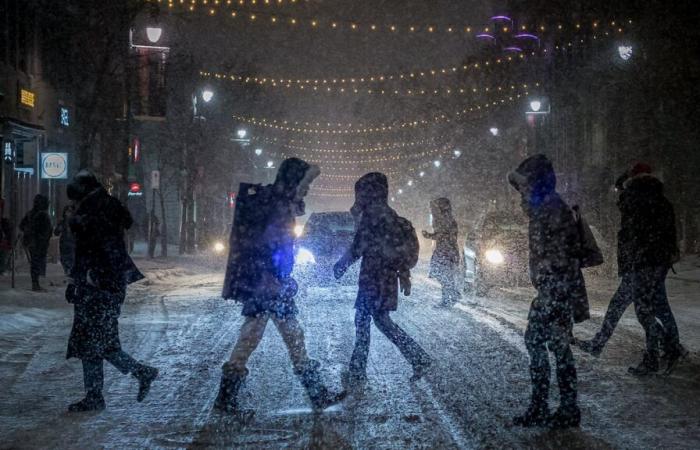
151, 170, 160, 190
40, 152, 68, 179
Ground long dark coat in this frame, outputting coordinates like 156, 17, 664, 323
427, 218, 459, 283
617, 174, 678, 275
346, 202, 403, 313
527, 193, 589, 323
66, 188, 144, 360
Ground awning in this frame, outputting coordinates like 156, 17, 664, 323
0, 117, 46, 142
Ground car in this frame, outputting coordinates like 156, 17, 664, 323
463, 210, 529, 296
293, 211, 359, 287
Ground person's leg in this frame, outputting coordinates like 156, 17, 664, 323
579, 275, 634, 355
514, 300, 550, 426
549, 317, 580, 428
349, 307, 372, 379
105, 350, 159, 402
652, 268, 681, 353
69, 358, 106, 412
215, 314, 269, 413
629, 269, 661, 375
29, 250, 41, 290
371, 311, 431, 379
273, 316, 346, 409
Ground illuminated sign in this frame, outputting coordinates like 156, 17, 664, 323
59, 107, 70, 127
20, 89, 35, 108
40, 153, 68, 179
128, 182, 143, 197
3, 141, 13, 162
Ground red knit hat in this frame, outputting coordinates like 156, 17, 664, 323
629, 162, 652, 177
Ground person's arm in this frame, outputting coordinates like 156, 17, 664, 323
334, 215, 368, 278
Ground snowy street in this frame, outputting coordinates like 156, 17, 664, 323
1, 256, 699, 449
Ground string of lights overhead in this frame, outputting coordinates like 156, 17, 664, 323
266, 139, 436, 154
156, 1, 630, 38
198, 24, 625, 91
233, 86, 535, 135
272, 147, 446, 165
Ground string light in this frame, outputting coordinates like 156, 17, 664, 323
156, 2, 628, 38
232, 84, 536, 135
252, 138, 436, 154
272, 147, 447, 165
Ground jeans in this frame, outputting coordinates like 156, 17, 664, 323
82, 350, 142, 396
525, 295, 577, 409
349, 307, 429, 376
29, 248, 47, 282
590, 267, 666, 360
229, 313, 310, 373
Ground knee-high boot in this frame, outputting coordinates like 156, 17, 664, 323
296, 360, 346, 411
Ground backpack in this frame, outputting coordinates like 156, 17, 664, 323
382, 213, 420, 271
572, 205, 604, 268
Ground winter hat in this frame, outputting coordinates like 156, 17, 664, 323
629, 162, 652, 177
67, 170, 102, 201
353, 172, 389, 211
508, 154, 556, 199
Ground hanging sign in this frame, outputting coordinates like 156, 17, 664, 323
40, 153, 68, 179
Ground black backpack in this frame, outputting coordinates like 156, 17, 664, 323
382, 213, 420, 271
571, 205, 604, 268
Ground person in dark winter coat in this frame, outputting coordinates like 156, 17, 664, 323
65, 170, 158, 412
54, 205, 76, 275
334, 172, 432, 386
19, 194, 53, 291
423, 198, 461, 307
219, 158, 345, 417
577, 163, 685, 374
508, 154, 587, 429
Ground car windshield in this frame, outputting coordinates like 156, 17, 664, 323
305, 213, 355, 235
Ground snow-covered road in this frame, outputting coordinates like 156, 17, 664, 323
1, 257, 699, 449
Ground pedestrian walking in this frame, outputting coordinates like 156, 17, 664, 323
220, 158, 345, 417
423, 198, 461, 307
54, 205, 76, 276
0, 216, 11, 276
508, 155, 588, 429
576, 163, 685, 374
65, 170, 158, 412
19, 194, 53, 291
334, 172, 432, 387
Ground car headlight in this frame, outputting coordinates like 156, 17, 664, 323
213, 241, 226, 254
294, 224, 304, 238
296, 247, 316, 265
484, 249, 505, 265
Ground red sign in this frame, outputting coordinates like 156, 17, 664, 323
130, 182, 142, 193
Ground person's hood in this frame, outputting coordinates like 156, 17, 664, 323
623, 173, 664, 197
67, 170, 102, 201
273, 157, 319, 216
508, 154, 556, 207
32, 194, 49, 212
352, 172, 389, 214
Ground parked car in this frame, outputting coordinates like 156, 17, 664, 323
293, 211, 359, 287
463, 210, 529, 296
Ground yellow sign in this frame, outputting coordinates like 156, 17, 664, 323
20, 89, 35, 108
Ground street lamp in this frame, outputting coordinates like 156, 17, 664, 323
237, 129, 247, 139
266, 160, 274, 169
419, 171, 425, 177
398, 189, 404, 194
618, 45, 633, 61
254, 148, 263, 156
529, 100, 542, 112
146, 27, 163, 43
453, 149, 462, 158
407, 180, 413, 186
489, 127, 499, 136
202, 89, 214, 103
433, 160, 441, 168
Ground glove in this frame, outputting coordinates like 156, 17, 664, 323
333, 261, 347, 280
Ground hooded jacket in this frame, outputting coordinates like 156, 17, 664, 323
20, 195, 52, 251
617, 173, 678, 274
509, 155, 589, 323
222, 158, 319, 305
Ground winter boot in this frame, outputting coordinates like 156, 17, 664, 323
548, 405, 581, 429
513, 401, 549, 427
664, 345, 689, 375
31, 279, 44, 292
410, 357, 433, 382
133, 365, 159, 402
68, 393, 106, 412
297, 360, 347, 411
628, 352, 659, 376
213, 364, 254, 420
